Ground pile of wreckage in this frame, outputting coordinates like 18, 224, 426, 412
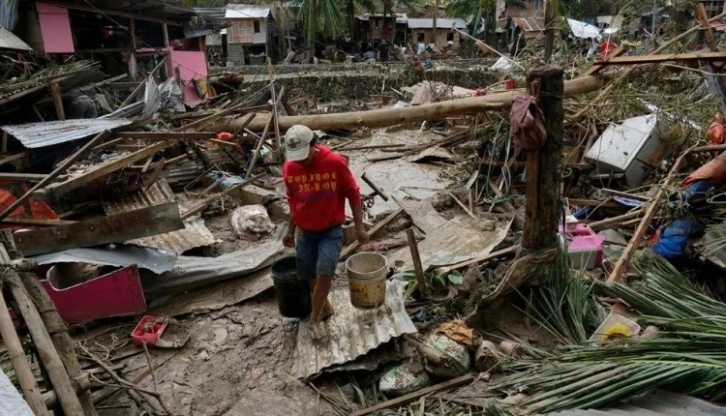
6, 4, 726, 416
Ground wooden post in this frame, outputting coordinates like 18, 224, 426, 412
19, 272, 98, 416
0, 286, 49, 415
521, 65, 563, 252
4, 271, 86, 416
406, 228, 428, 298
162, 22, 170, 48
50, 81, 65, 121
544, 0, 558, 62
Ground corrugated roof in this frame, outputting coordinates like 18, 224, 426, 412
0, 26, 31, 50
357, 13, 408, 24
102, 179, 217, 255
1, 119, 132, 149
225, 4, 271, 19
292, 281, 417, 380
407, 18, 467, 29
543, 390, 726, 416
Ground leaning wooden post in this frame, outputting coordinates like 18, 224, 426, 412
0, 285, 49, 415
521, 65, 564, 253
3, 270, 86, 416
20, 272, 98, 416
406, 228, 428, 298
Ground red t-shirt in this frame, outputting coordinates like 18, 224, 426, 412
283, 145, 361, 231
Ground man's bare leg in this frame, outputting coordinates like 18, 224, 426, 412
309, 275, 333, 322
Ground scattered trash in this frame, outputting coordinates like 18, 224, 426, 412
418, 333, 471, 379
230, 204, 275, 240
379, 360, 432, 396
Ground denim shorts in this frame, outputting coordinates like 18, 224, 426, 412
296, 225, 343, 280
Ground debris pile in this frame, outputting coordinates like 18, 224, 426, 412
4, 2, 726, 416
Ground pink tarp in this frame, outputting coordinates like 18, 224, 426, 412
37, 3, 74, 53
168, 50, 208, 106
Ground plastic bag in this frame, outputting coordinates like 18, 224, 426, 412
379, 360, 431, 396
418, 333, 471, 379
231, 205, 275, 240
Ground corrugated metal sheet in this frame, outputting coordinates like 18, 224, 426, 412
225, 5, 271, 19
0, 26, 31, 50
407, 18, 467, 29
543, 390, 726, 416
292, 281, 417, 380
1, 119, 132, 149
102, 179, 217, 255
32, 245, 177, 275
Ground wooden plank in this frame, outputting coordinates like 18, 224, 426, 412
583, 45, 629, 76
438, 245, 518, 274
50, 81, 65, 121
0, 152, 29, 167
0, 131, 109, 221
13, 202, 184, 256
46, 141, 173, 195
4, 271, 85, 416
0, 173, 45, 182
350, 374, 475, 416
406, 228, 428, 298
340, 209, 403, 260
1, 218, 76, 226
596, 51, 726, 65
115, 131, 216, 140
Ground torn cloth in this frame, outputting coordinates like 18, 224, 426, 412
436, 319, 474, 347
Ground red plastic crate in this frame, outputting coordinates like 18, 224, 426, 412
131, 315, 169, 346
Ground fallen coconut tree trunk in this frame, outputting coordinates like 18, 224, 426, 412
221, 75, 604, 132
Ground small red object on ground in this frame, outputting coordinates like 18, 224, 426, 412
474, 89, 487, 96
131, 315, 169, 346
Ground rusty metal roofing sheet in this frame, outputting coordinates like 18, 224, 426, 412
0, 26, 31, 50
514, 17, 546, 32
1, 119, 132, 149
292, 281, 417, 380
102, 179, 216, 255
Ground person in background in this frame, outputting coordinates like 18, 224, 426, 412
378, 40, 390, 62
282, 125, 369, 340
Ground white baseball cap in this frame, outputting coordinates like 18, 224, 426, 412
284, 125, 314, 161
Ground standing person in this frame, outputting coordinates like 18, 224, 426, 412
378, 40, 390, 62
282, 125, 369, 339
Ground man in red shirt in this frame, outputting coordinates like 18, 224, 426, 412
282, 125, 369, 339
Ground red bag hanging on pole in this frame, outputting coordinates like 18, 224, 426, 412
509, 95, 547, 150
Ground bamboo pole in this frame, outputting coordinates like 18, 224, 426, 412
0, 286, 49, 415
4, 270, 86, 415
19, 272, 98, 416
406, 228, 428, 298
223, 75, 604, 132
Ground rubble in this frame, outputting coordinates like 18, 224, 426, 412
5, 2, 726, 416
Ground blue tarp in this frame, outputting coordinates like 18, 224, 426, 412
651, 218, 697, 259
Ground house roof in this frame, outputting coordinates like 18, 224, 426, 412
357, 13, 408, 24
225, 4, 271, 19
0, 25, 31, 51
407, 17, 467, 29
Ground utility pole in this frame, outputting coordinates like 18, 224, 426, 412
432, 0, 438, 46
652, 0, 657, 36
544, 0, 558, 62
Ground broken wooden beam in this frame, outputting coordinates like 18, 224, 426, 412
0, 130, 110, 221
45, 140, 173, 196
19, 271, 99, 416
596, 51, 726, 65
350, 374, 475, 416
180, 174, 266, 220
340, 208, 403, 260
406, 228, 428, 298
13, 202, 184, 256
223, 75, 604, 132
3, 270, 85, 416
115, 131, 216, 140
588, 210, 643, 232
0, 284, 49, 415
0, 173, 48, 182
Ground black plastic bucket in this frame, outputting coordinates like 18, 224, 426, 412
271, 257, 311, 318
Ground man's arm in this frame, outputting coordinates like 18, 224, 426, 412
338, 161, 368, 245
282, 165, 296, 248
